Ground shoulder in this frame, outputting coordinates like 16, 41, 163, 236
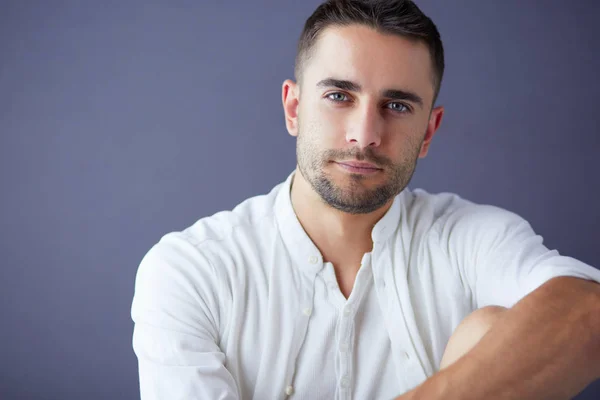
182, 181, 283, 251
406, 188, 529, 241
135, 181, 284, 292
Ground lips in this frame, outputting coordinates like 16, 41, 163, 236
336, 161, 381, 170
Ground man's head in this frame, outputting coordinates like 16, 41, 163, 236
282, 0, 445, 214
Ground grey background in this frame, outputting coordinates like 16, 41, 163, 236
1, 0, 599, 399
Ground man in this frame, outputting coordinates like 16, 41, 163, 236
131, 1, 600, 399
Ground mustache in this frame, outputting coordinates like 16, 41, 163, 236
323, 148, 392, 167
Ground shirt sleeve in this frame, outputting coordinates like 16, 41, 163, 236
131, 233, 239, 400
441, 204, 600, 309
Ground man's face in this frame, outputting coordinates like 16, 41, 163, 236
287, 24, 441, 214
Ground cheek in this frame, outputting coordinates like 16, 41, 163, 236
315, 108, 349, 145
384, 123, 424, 158
303, 106, 346, 144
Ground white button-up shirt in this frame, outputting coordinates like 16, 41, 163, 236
131, 172, 600, 399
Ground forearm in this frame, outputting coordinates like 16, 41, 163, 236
407, 276, 600, 400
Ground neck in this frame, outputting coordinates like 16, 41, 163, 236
290, 168, 393, 271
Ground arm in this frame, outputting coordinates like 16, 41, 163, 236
397, 276, 600, 399
131, 235, 240, 400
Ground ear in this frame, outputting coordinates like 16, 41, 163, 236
418, 105, 444, 158
282, 79, 300, 137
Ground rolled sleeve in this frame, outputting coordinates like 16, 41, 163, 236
443, 204, 600, 308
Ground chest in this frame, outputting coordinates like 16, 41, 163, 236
218, 246, 472, 399
291, 273, 401, 399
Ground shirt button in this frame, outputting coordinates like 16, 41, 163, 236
339, 341, 349, 352
340, 376, 350, 389
401, 350, 411, 360
285, 385, 294, 395
343, 306, 352, 315
308, 256, 319, 264
302, 307, 312, 316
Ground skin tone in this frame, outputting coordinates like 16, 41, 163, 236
282, 24, 443, 298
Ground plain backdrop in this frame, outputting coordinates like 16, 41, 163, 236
1, 1, 599, 399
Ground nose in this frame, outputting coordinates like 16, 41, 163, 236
345, 104, 383, 148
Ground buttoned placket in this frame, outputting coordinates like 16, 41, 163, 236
283, 253, 323, 399
318, 255, 374, 400
337, 302, 354, 400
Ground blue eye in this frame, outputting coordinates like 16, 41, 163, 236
387, 102, 409, 113
327, 92, 348, 102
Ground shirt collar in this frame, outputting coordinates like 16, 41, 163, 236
274, 171, 324, 275
274, 171, 410, 273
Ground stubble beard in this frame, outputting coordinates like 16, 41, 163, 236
295, 124, 421, 215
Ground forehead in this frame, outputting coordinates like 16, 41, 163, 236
303, 24, 434, 101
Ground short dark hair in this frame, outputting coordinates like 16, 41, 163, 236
295, 0, 445, 105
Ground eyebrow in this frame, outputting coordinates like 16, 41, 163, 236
316, 78, 424, 108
